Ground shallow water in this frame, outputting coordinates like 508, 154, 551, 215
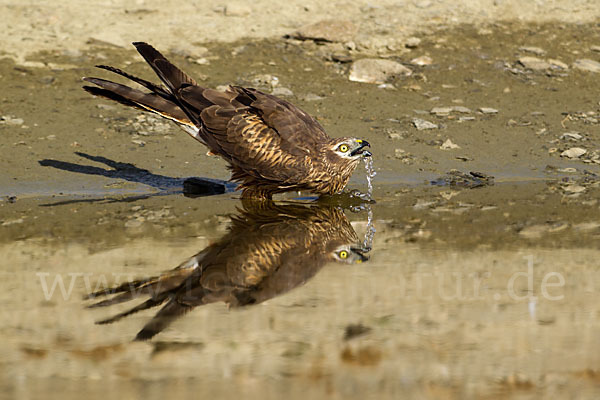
2, 181, 600, 399
1, 21, 600, 399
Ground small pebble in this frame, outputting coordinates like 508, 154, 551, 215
271, 87, 294, 97
518, 56, 551, 70
1, 116, 24, 125
349, 58, 412, 84
562, 184, 586, 194
377, 83, 396, 90
479, 107, 498, 114
412, 118, 438, 130
573, 59, 600, 73
430, 107, 453, 116
410, 55, 433, 66
548, 59, 569, 69
440, 138, 460, 150
452, 106, 472, 113
302, 93, 324, 101
560, 132, 582, 141
560, 147, 586, 158
405, 37, 421, 48
519, 46, 546, 56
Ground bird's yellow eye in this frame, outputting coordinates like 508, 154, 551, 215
338, 144, 349, 153
339, 250, 348, 259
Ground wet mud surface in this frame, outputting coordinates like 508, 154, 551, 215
1, 22, 600, 399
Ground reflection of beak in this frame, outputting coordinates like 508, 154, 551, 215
351, 246, 370, 263
351, 140, 371, 157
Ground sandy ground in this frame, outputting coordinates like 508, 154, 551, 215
2, 0, 599, 64
1, 1, 600, 399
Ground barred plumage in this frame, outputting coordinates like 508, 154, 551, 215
83, 42, 371, 199
86, 201, 369, 340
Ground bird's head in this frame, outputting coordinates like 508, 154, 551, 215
328, 138, 372, 160
330, 244, 370, 264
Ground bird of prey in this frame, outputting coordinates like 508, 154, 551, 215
83, 42, 372, 199
85, 200, 370, 340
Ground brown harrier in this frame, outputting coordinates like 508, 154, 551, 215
83, 42, 371, 199
85, 200, 369, 340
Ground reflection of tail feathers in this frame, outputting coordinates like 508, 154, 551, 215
85, 277, 159, 307
86, 256, 202, 339
134, 299, 194, 341
96, 295, 169, 325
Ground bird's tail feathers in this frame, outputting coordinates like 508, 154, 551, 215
83, 77, 192, 126
132, 42, 197, 94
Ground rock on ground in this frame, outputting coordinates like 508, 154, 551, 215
518, 56, 551, 70
573, 59, 600, 73
288, 20, 357, 43
349, 59, 412, 84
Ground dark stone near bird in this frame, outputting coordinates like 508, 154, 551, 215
183, 177, 235, 196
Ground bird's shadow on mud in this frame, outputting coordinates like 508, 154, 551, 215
38, 152, 237, 206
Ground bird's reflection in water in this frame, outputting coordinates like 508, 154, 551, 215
86, 200, 371, 341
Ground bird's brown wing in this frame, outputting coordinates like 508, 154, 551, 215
84, 42, 334, 187
179, 85, 332, 186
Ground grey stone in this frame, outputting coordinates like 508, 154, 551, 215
302, 93, 324, 101
271, 87, 294, 97
518, 56, 551, 70
560, 147, 587, 158
548, 59, 569, 69
479, 107, 498, 114
349, 59, 412, 84
452, 106, 472, 113
573, 59, 600, 73
519, 46, 546, 56
405, 37, 421, 48
290, 20, 357, 43
412, 118, 438, 130
411, 55, 433, 66
560, 132, 583, 141
0, 116, 24, 125
440, 138, 460, 150
430, 107, 453, 115
563, 184, 586, 193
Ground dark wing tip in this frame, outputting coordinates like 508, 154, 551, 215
132, 41, 148, 46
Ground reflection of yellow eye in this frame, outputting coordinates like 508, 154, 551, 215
338, 144, 349, 152
339, 250, 348, 259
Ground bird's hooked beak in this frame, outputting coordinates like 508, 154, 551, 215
351, 139, 371, 157
350, 246, 370, 263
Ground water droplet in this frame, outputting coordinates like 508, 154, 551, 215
362, 156, 377, 199
362, 204, 376, 251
